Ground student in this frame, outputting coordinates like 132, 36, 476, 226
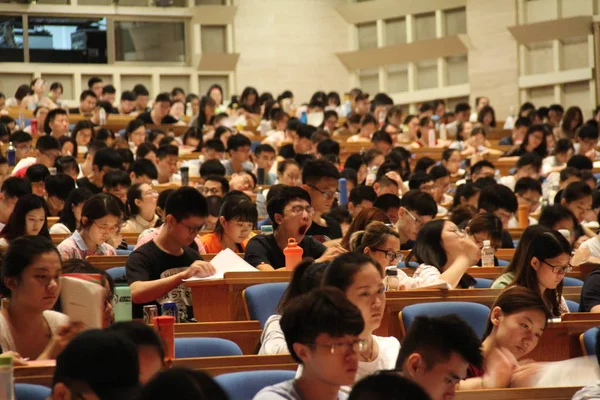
25, 164, 49, 197
349, 222, 402, 270
279, 123, 315, 159
153, 145, 181, 185
201, 195, 257, 253
71, 120, 94, 153
499, 116, 532, 146
277, 159, 302, 186
373, 194, 401, 224
396, 190, 437, 250
460, 287, 551, 387
0, 177, 32, 230
493, 227, 571, 316
468, 160, 496, 183
301, 159, 343, 240
0, 193, 50, 247
191, 95, 216, 133
69, 90, 98, 116
128, 159, 158, 186
50, 187, 93, 234
574, 122, 599, 158
371, 130, 393, 155
127, 187, 216, 321
79, 140, 107, 178
478, 184, 518, 248
115, 90, 136, 115
259, 259, 327, 355
102, 169, 131, 204
57, 193, 122, 260
197, 175, 227, 198
107, 321, 166, 384
133, 84, 150, 114
254, 143, 277, 184
121, 184, 159, 234
0, 236, 78, 361
201, 138, 225, 163
317, 139, 341, 159
139, 367, 228, 400
322, 253, 400, 387
124, 119, 147, 149
452, 182, 480, 210
498, 152, 542, 192
554, 106, 583, 140
429, 165, 452, 213
561, 181, 593, 224
465, 212, 503, 266
254, 287, 364, 400
11, 135, 61, 178
502, 125, 548, 159
244, 186, 340, 269
441, 148, 464, 178
395, 314, 482, 400
223, 134, 254, 175
137, 93, 178, 125
77, 147, 123, 194
347, 186, 377, 218
10, 131, 33, 164
44, 108, 70, 139
349, 373, 431, 400
508, 177, 542, 228
50, 329, 141, 400
406, 220, 481, 288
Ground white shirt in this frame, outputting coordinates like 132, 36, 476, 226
49, 222, 71, 234
0, 310, 68, 353
580, 237, 600, 258
498, 175, 516, 192
507, 215, 538, 229
152, 174, 181, 186
259, 314, 287, 355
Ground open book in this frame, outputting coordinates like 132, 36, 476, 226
183, 248, 256, 281
60, 275, 104, 329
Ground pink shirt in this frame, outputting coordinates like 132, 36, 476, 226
57, 231, 117, 260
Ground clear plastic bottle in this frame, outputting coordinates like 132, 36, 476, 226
481, 240, 495, 267
99, 107, 107, 125
256, 187, 267, 217
366, 166, 378, 186
0, 355, 14, 400
384, 268, 401, 291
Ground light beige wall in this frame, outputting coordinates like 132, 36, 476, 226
232, 0, 350, 103
466, 0, 519, 119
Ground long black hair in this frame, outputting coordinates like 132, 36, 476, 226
58, 187, 94, 232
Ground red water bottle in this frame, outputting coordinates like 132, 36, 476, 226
30, 119, 38, 137
283, 238, 303, 270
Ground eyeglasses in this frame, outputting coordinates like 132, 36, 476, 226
15, 145, 32, 152
405, 209, 424, 227
93, 222, 121, 234
541, 260, 573, 275
372, 248, 403, 262
307, 184, 338, 200
519, 195, 540, 208
142, 190, 159, 198
286, 205, 315, 216
202, 187, 222, 196
309, 339, 367, 355
41, 151, 59, 161
178, 220, 203, 235
105, 293, 118, 307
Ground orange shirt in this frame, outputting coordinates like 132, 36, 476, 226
200, 232, 249, 254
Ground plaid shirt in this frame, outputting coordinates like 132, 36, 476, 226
57, 230, 116, 260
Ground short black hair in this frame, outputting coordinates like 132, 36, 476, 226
135, 143, 157, 160
349, 186, 377, 206
128, 159, 158, 180
562, 181, 593, 203
226, 134, 251, 152
133, 84, 150, 97
414, 157, 436, 174
35, 135, 60, 152
54, 155, 79, 176
374, 193, 401, 212
281, 287, 364, 364
102, 84, 116, 95
326, 206, 353, 226
408, 171, 433, 191
559, 166, 582, 182
567, 154, 593, 171
429, 165, 449, 181
296, 123, 316, 140
120, 90, 136, 102
539, 204, 577, 229
154, 92, 171, 104
165, 187, 208, 220
316, 139, 340, 157
578, 122, 599, 141
79, 89, 97, 102
1, 177, 31, 199
93, 148, 123, 170
205, 138, 225, 153
349, 373, 431, 400
516, 152, 542, 171
340, 169, 358, 188
204, 175, 229, 193
555, 138, 573, 155
107, 321, 165, 360
25, 164, 50, 183
371, 130, 392, 146
396, 315, 483, 371
156, 145, 178, 160
116, 148, 134, 166
471, 160, 495, 176
171, 87, 185, 97
255, 143, 276, 156
478, 184, 518, 213
515, 177, 542, 196
401, 190, 437, 217
45, 174, 75, 201
200, 159, 226, 177
267, 186, 311, 230
87, 76, 103, 89
302, 159, 340, 184
454, 102, 471, 114
10, 130, 32, 145
515, 116, 532, 129
103, 170, 131, 190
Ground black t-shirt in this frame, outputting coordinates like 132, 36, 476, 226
400, 240, 415, 250
501, 229, 515, 248
278, 144, 295, 159
99, 101, 118, 115
244, 234, 326, 269
68, 107, 81, 115
126, 240, 202, 321
579, 269, 600, 312
305, 215, 342, 241
76, 177, 103, 194
137, 111, 178, 125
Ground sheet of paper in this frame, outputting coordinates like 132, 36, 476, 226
183, 248, 257, 281
531, 356, 600, 387
307, 111, 324, 127
60, 276, 104, 329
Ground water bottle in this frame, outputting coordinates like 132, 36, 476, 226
428, 129, 436, 147
366, 166, 378, 186
0, 355, 14, 400
384, 268, 401, 291
18, 111, 24, 131
338, 178, 348, 205
481, 240, 495, 267
99, 107, 107, 125
439, 123, 447, 141
494, 169, 501, 183
283, 238, 304, 270
114, 284, 132, 322
257, 168, 265, 185
256, 187, 267, 217
300, 111, 307, 124
260, 225, 273, 235
378, 109, 386, 127
344, 100, 351, 116
186, 102, 193, 117
6, 142, 15, 167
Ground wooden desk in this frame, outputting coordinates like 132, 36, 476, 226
14, 354, 296, 386
51, 232, 139, 246
47, 217, 58, 228
86, 255, 129, 270
455, 386, 581, 400
528, 320, 600, 362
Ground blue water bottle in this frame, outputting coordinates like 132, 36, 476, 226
6, 142, 15, 167
338, 178, 348, 205
300, 111, 307, 124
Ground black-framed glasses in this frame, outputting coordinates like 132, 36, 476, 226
372, 248, 403, 262
178, 220, 203, 235
307, 184, 338, 200
309, 339, 367, 355
541, 260, 573, 275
